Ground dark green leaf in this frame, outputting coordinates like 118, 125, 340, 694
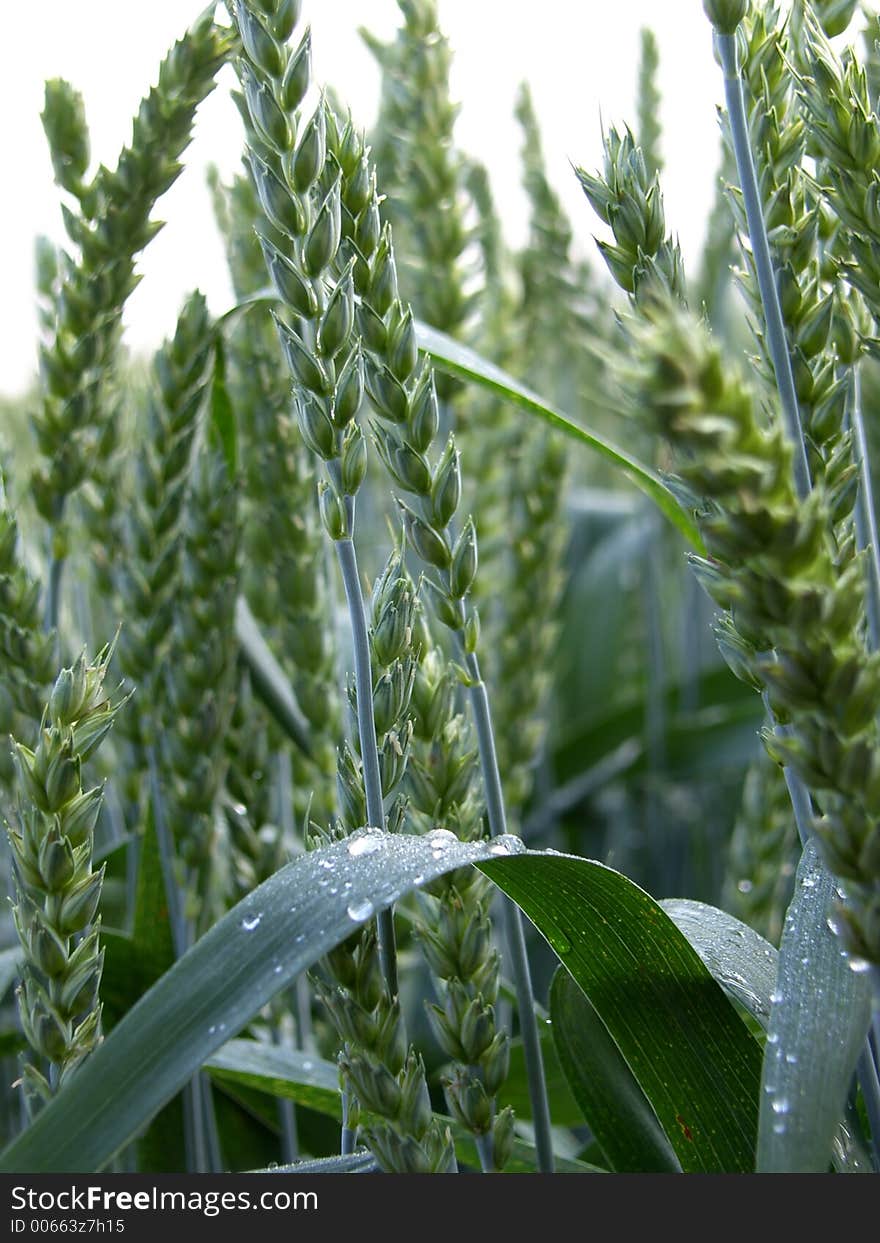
551, 968, 681, 1171
479, 852, 762, 1172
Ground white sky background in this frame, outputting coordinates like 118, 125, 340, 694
0, 0, 726, 397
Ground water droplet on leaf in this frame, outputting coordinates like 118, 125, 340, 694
848, 956, 871, 974
348, 831, 384, 857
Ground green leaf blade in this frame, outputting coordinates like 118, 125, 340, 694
551, 969, 681, 1171
0, 831, 517, 1173
756, 839, 873, 1173
479, 852, 762, 1172
415, 320, 704, 552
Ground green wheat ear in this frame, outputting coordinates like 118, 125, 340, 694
622, 294, 880, 967
210, 165, 339, 812
0, 474, 56, 720
7, 645, 125, 1111
33, 14, 237, 626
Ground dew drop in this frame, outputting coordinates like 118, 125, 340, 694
273, 964, 283, 975
772, 1097, 790, 1115
773, 1121, 786, 1135
847, 956, 872, 975
230, 801, 247, 817
769, 990, 783, 1005
555, 931, 572, 955
487, 834, 526, 857
413, 874, 425, 886
347, 898, 375, 923
826, 915, 842, 936
318, 859, 334, 871
241, 913, 263, 932
785, 1053, 798, 1065
302, 1060, 313, 1072
800, 876, 817, 889
348, 831, 384, 858
737, 879, 753, 895
767, 1032, 779, 1045
426, 828, 458, 854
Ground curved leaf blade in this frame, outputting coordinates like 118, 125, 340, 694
551, 968, 681, 1171
661, 899, 778, 1025
415, 321, 704, 552
661, 898, 873, 1173
0, 831, 516, 1173
757, 839, 873, 1173
479, 852, 762, 1172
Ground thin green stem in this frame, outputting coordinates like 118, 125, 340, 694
856, 1046, 880, 1168
474, 1132, 495, 1173
716, 31, 811, 500
335, 524, 398, 999
148, 745, 222, 1172
183, 1077, 208, 1175
43, 545, 63, 635
271, 1025, 299, 1164
850, 368, 880, 652
846, 368, 880, 1032
341, 1092, 356, 1156
201, 1072, 223, 1173
463, 649, 554, 1174
148, 746, 186, 959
